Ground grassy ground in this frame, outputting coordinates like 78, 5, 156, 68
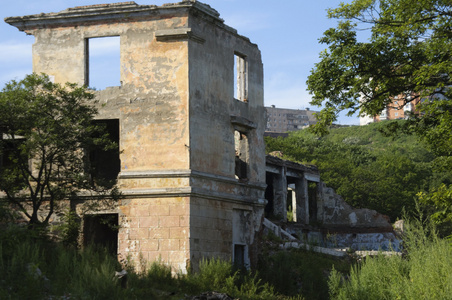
0, 225, 355, 300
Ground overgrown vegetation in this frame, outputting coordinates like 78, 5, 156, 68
265, 121, 451, 223
0, 225, 317, 299
257, 235, 352, 300
3, 216, 451, 299
0, 224, 358, 300
328, 219, 452, 299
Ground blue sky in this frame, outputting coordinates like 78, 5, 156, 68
0, 0, 360, 125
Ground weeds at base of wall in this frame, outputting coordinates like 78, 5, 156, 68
0, 223, 361, 299
0, 225, 287, 299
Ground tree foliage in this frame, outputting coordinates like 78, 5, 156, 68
307, 0, 452, 135
417, 183, 452, 236
0, 74, 119, 226
306, 0, 452, 233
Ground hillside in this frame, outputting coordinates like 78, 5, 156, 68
265, 121, 450, 221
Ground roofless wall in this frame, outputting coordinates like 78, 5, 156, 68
6, 1, 266, 272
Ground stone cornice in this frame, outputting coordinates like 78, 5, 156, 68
155, 28, 205, 44
118, 186, 266, 207
118, 169, 266, 190
4, 1, 222, 32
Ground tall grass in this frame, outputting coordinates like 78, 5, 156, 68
328, 219, 452, 299
3, 224, 368, 299
0, 225, 277, 299
0, 226, 128, 299
257, 246, 351, 300
186, 258, 276, 299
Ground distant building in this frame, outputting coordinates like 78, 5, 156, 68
265, 105, 318, 133
360, 95, 421, 125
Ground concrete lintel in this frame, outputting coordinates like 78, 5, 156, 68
304, 173, 320, 182
118, 186, 265, 205
230, 115, 257, 130
266, 155, 319, 176
119, 169, 191, 179
155, 28, 205, 44
119, 187, 192, 198
286, 169, 303, 178
265, 164, 282, 174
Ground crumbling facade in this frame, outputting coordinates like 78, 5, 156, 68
6, 1, 266, 272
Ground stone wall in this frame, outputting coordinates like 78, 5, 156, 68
319, 182, 392, 230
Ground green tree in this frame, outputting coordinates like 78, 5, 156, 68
307, 0, 452, 232
417, 184, 452, 237
307, 0, 452, 136
0, 74, 119, 226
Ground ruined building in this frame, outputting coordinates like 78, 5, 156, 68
6, 1, 266, 272
5, 1, 397, 272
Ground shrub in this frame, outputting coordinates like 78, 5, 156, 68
257, 248, 350, 300
185, 258, 275, 300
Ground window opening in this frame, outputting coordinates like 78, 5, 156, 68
234, 130, 248, 180
308, 181, 318, 223
287, 187, 294, 222
287, 181, 297, 222
85, 36, 120, 90
83, 214, 118, 255
0, 131, 27, 188
88, 119, 120, 187
234, 244, 245, 269
1, 133, 21, 170
234, 53, 248, 102
264, 173, 275, 217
